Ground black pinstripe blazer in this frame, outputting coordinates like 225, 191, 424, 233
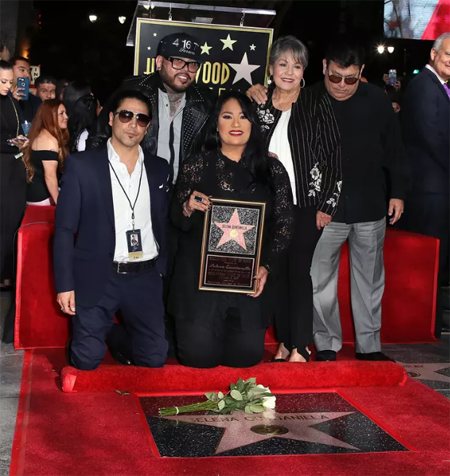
257, 88, 342, 216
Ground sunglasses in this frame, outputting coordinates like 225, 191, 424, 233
166, 56, 201, 73
114, 110, 150, 127
328, 73, 360, 85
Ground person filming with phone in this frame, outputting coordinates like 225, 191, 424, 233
0, 60, 28, 291
10, 56, 41, 123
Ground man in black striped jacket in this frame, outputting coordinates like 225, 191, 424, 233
309, 39, 408, 362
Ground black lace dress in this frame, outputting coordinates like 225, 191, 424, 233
168, 149, 294, 333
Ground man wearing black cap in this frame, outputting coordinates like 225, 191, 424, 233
88, 32, 213, 184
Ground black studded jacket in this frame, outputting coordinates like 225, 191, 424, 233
87, 72, 214, 167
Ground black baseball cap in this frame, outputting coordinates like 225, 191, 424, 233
157, 32, 201, 61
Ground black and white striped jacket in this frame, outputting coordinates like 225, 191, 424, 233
257, 88, 342, 215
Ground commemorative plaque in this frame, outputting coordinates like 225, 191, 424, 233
199, 198, 266, 294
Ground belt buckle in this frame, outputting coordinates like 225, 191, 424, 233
116, 262, 129, 275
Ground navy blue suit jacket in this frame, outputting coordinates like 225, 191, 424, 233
54, 147, 170, 308
401, 67, 450, 195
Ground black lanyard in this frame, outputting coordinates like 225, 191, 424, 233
108, 158, 144, 230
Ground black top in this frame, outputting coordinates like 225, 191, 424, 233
17, 94, 41, 123
309, 81, 409, 224
26, 150, 59, 202
0, 95, 21, 155
401, 67, 449, 195
257, 88, 342, 215
168, 149, 294, 332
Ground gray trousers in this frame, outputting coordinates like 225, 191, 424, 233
311, 217, 386, 354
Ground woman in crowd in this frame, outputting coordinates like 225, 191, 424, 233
55, 78, 69, 102
0, 60, 28, 290
67, 94, 99, 152
62, 80, 91, 117
247, 36, 342, 363
23, 99, 69, 206
169, 91, 294, 369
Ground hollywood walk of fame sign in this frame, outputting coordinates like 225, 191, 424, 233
139, 392, 409, 457
134, 19, 273, 95
199, 198, 265, 294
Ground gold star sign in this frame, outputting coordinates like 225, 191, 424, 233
200, 42, 212, 55
250, 44, 256, 51
221, 34, 237, 51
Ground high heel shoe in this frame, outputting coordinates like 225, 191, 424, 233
288, 347, 311, 363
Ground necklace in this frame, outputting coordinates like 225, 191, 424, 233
9, 96, 20, 137
0, 96, 20, 138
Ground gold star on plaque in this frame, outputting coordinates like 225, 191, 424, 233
221, 34, 237, 51
250, 44, 256, 51
200, 42, 212, 55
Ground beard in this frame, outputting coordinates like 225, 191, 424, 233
158, 67, 193, 93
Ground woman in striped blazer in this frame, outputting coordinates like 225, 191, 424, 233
248, 36, 342, 363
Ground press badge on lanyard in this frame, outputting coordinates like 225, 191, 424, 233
126, 229, 143, 260
108, 158, 145, 261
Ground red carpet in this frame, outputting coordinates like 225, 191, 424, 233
9, 349, 450, 476
60, 361, 407, 393
14, 207, 439, 349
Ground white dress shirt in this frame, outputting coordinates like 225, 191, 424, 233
107, 139, 158, 262
425, 64, 446, 85
157, 89, 186, 184
269, 109, 298, 205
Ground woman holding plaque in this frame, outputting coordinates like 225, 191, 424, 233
169, 91, 294, 369
247, 36, 342, 363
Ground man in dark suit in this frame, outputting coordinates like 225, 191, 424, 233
400, 32, 450, 337
54, 90, 170, 370
88, 33, 214, 357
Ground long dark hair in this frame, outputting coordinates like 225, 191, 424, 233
68, 94, 98, 152
23, 99, 69, 182
63, 80, 91, 117
203, 91, 273, 188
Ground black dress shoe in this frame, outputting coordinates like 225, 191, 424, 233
355, 351, 395, 362
108, 347, 133, 366
315, 350, 337, 362
269, 358, 287, 363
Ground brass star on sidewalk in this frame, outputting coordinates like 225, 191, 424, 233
221, 34, 237, 51
165, 410, 359, 454
200, 42, 212, 55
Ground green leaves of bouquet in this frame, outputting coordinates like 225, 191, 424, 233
206, 378, 275, 414
159, 378, 276, 417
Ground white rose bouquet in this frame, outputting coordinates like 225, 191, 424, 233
159, 378, 276, 417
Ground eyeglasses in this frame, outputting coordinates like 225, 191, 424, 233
114, 110, 150, 127
328, 73, 360, 85
165, 56, 200, 73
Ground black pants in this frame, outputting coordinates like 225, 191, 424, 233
71, 267, 168, 370
176, 318, 266, 369
400, 192, 449, 336
274, 206, 322, 351
0, 153, 26, 281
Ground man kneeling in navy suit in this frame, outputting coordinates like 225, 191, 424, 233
54, 90, 169, 370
